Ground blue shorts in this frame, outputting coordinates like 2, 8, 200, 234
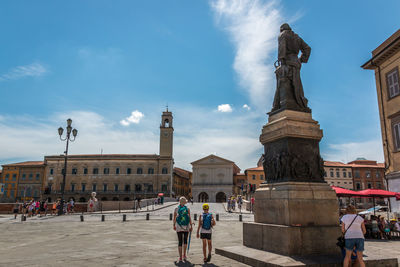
345, 238, 364, 252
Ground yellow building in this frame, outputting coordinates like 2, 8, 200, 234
1, 164, 20, 201
362, 29, 400, 212
323, 161, 353, 189
244, 166, 265, 192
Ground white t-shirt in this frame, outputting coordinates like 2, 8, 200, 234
341, 214, 364, 239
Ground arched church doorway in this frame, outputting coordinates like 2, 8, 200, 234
216, 192, 227, 203
198, 192, 209, 202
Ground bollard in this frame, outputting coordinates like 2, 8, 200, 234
216, 214, 219, 221
23, 215, 27, 221
169, 213, 173, 220
102, 215, 105, 222
239, 214, 242, 222
80, 215, 84, 222
194, 214, 197, 221
146, 213, 150, 220
123, 214, 126, 222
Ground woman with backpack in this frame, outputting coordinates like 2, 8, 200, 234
173, 196, 192, 262
197, 203, 216, 263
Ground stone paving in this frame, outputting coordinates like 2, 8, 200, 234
0, 203, 399, 266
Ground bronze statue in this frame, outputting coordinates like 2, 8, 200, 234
271, 23, 311, 114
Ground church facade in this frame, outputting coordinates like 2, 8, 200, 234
43, 110, 174, 202
191, 155, 240, 203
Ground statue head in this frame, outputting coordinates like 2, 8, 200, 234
280, 23, 292, 32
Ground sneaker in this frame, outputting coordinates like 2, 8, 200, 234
178, 257, 182, 262
207, 254, 211, 262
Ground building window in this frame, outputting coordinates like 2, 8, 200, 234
336, 172, 340, 178
386, 67, 400, 98
324, 171, 327, 177
161, 184, 167, 192
147, 184, 153, 192
50, 169, 54, 175
114, 184, 119, 192
377, 182, 382, 189
162, 167, 168, 174
252, 175, 256, 180
29, 173, 33, 180
135, 184, 141, 192
137, 168, 143, 174
260, 175, 264, 180
116, 168, 120, 175
366, 171, 371, 179
61, 169, 65, 175
103, 168, 110, 174
376, 172, 381, 178
81, 184, 86, 192
356, 183, 361, 190
92, 184, 97, 192
348, 172, 352, 178
93, 168, 99, 174
367, 183, 372, 189
84, 168, 88, 175
125, 184, 131, 192
330, 171, 334, 177
393, 120, 400, 151
71, 184, 75, 192
148, 168, 154, 174
103, 184, 108, 192
36, 173, 40, 181
22, 174, 26, 180
127, 168, 132, 174
72, 168, 78, 175
5, 174, 9, 181
343, 172, 347, 178
354, 170, 360, 178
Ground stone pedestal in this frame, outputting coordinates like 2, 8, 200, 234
244, 182, 341, 256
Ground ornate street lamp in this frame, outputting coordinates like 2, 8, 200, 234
58, 118, 78, 215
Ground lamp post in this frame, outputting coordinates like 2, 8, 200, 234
58, 118, 78, 215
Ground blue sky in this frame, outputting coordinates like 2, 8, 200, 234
0, 0, 399, 170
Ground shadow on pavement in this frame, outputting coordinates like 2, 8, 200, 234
174, 260, 195, 267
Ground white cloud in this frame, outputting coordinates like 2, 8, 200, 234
243, 104, 251, 110
217, 104, 233, 113
0, 63, 47, 81
210, 0, 283, 110
322, 139, 384, 163
120, 110, 144, 126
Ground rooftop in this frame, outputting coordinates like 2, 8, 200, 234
2, 161, 44, 167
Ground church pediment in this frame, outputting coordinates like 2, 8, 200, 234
191, 154, 234, 166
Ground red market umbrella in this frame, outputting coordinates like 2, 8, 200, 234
158, 193, 164, 196
358, 189, 397, 198
331, 186, 364, 197
358, 189, 398, 216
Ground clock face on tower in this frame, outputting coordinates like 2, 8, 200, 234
163, 132, 169, 137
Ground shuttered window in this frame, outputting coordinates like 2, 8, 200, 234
394, 122, 400, 151
387, 68, 400, 98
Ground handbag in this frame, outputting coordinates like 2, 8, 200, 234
337, 214, 358, 248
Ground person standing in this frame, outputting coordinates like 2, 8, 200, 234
197, 203, 216, 263
12, 201, 19, 219
173, 197, 192, 262
341, 205, 366, 267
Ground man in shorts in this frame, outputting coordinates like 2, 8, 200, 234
197, 203, 216, 263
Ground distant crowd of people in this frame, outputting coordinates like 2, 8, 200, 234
12, 198, 76, 219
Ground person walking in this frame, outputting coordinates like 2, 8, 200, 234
341, 205, 366, 267
197, 203, 216, 263
173, 197, 192, 262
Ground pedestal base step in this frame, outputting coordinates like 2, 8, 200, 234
216, 245, 398, 267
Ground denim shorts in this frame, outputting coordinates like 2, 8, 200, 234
345, 238, 364, 252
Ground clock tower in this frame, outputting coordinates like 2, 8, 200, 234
159, 109, 173, 158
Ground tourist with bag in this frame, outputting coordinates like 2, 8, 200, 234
340, 205, 366, 267
197, 203, 216, 263
173, 196, 192, 263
